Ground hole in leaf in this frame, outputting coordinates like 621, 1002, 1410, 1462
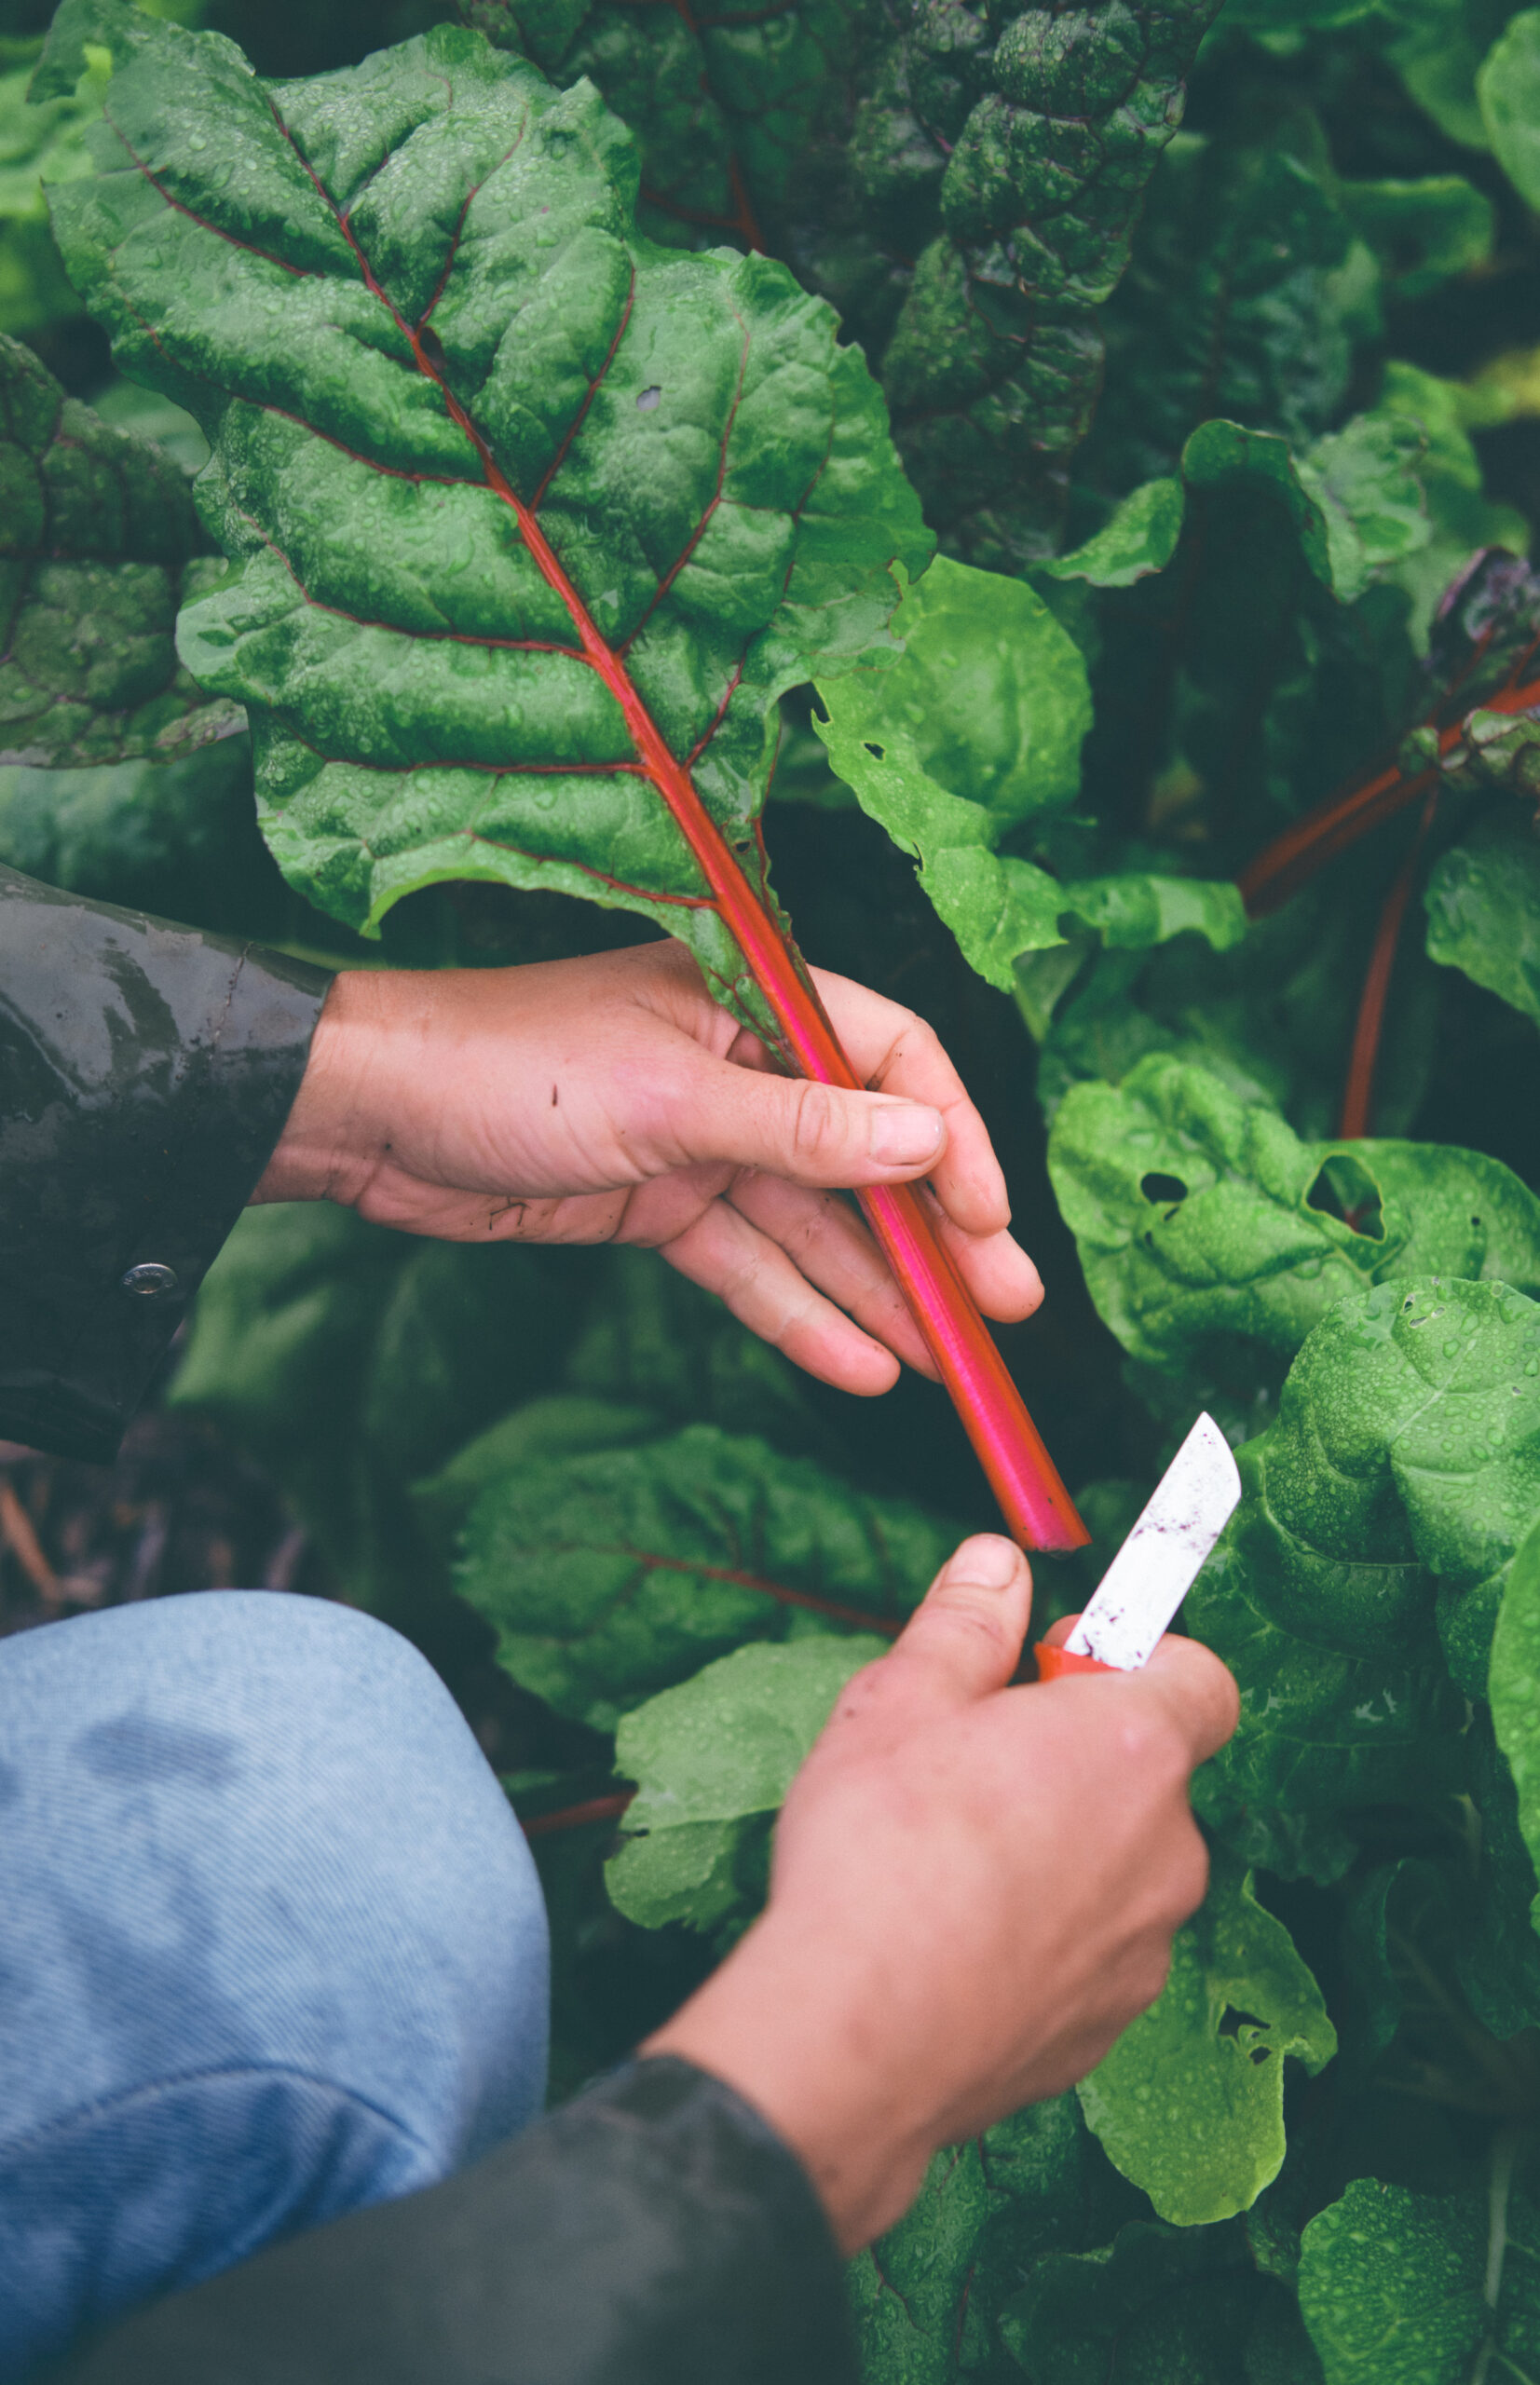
864, 741, 886, 761
1219, 2006, 1269, 2040
418, 324, 448, 368
1306, 1154, 1384, 1241
1139, 1172, 1189, 1206
1250, 2047, 1271, 2065
637, 385, 662, 412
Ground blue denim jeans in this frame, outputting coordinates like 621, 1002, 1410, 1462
0, 1591, 550, 2381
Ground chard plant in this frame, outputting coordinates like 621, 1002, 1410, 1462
10, 0, 1540, 2368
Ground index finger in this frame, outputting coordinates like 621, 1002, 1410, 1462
807, 965, 1008, 1239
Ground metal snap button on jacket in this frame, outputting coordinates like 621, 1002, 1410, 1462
120, 1262, 180, 1298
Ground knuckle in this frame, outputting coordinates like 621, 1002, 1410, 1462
1111, 1711, 1188, 1786
791, 1081, 841, 1162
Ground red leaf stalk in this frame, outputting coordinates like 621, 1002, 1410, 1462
348, 244, 1091, 1553
522, 1791, 635, 1839
1241, 669, 1540, 920
1337, 781, 1441, 1139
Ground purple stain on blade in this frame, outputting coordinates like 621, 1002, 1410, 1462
1065, 1415, 1241, 1671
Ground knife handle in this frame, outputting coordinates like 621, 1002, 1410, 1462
1034, 1643, 1115, 1683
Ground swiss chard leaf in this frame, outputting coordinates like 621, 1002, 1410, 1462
871, 0, 1223, 565
463, 0, 858, 255
1048, 1053, 1540, 1393
605, 1631, 882, 1931
850, 2094, 1142, 2385
455, 1422, 960, 1731
1077, 1860, 1336, 2227
1490, 1510, 1540, 1967
811, 551, 1244, 993
1181, 1274, 1540, 1870
1298, 2151, 1540, 2385
1425, 812, 1540, 1028
1, 330, 235, 763
42, 0, 930, 1036
1002, 2212, 1317, 2383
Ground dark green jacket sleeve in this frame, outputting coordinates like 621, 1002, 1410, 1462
0, 865, 332, 1462
47, 2057, 860, 2385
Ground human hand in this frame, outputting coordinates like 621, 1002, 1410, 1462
643, 1534, 1238, 2251
254, 940, 1040, 1394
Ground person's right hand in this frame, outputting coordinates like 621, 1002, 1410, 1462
644, 1533, 1238, 2253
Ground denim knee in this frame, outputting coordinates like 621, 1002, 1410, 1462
0, 1591, 549, 2378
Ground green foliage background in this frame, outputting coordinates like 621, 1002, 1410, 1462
10, 0, 1540, 2367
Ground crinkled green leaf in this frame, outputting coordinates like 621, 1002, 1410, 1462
562, 1244, 820, 1454
0, 331, 235, 764
1491, 1510, 1540, 1965
1299, 2153, 1540, 2385
456, 1422, 960, 1732
1462, 1702, 1540, 2039
1002, 2214, 1315, 2382
1078, 1860, 1336, 2227
1048, 1053, 1540, 1389
42, 1, 929, 1036
605, 1631, 881, 1929
465, 0, 859, 256
1040, 476, 1184, 590
812, 552, 1241, 991
1086, 130, 1358, 493
1182, 411, 1432, 610
871, 0, 1222, 565
1189, 1275, 1540, 1886
1426, 813, 1540, 1028
850, 2094, 1141, 2385
1479, 9, 1540, 211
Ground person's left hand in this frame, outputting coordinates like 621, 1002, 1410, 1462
253, 940, 1042, 1395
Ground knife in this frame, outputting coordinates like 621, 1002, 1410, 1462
1034, 1412, 1241, 1681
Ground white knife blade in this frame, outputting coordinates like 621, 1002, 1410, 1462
1063, 1412, 1241, 1670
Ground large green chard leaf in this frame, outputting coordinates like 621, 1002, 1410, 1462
850, 2094, 1142, 2385
1083, 128, 1360, 494
1183, 1274, 1540, 1874
1002, 2213, 1316, 2382
40, 0, 930, 1039
606, 1632, 881, 1930
1077, 1860, 1336, 2227
869, 0, 1223, 565
1491, 1511, 1540, 1960
1299, 2149, 1540, 2385
1425, 812, 1540, 1029
456, 1422, 959, 1731
1048, 1054, 1540, 1392
461, 0, 859, 256
1, 330, 236, 764
811, 551, 1244, 993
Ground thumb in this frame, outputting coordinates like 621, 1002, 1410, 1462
660, 1055, 947, 1187
873, 1534, 1032, 1717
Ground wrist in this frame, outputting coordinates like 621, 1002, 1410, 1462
642, 1911, 933, 2254
251, 971, 376, 1206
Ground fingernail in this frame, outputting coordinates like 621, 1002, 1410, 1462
943, 1533, 1020, 1590
869, 1102, 944, 1165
